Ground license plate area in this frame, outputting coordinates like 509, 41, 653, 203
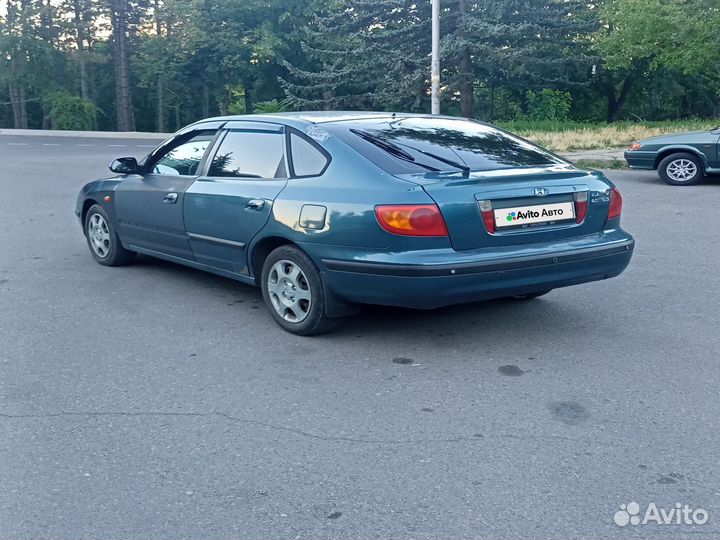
494, 201, 575, 229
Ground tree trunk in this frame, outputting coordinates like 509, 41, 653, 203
157, 74, 165, 132
244, 83, 253, 114
457, 0, 475, 119
201, 84, 210, 117
489, 83, 495, 123
8, 84, 28, 129
112, 0, 135, 131
73, 0, 91, 101
605, 73, 634, 123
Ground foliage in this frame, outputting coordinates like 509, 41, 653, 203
253, 99, 291, 113
281, 0, 432, 112
526, 89, 572, 122
47, 92, 98, 130
597, 0, 720, 75
1, 0, 719, 131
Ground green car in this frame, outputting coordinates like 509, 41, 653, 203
625, 127, 720, 185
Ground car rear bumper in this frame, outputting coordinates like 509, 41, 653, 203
309, 230, 635, 309
624, 151, 655, 170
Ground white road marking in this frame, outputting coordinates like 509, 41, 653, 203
108, 144, 127, 147
43, 143, 61, 146
136, 145, 156, 148
8, 142, 29, 146
76, 144, 96, 147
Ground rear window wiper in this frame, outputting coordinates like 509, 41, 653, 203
350, 129, 440, 172
405, 146, 470, 178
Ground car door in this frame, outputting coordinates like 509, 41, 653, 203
114, 125, 221, 260
184, 122, 289, 274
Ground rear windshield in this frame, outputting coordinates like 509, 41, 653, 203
325, 117, 563, 174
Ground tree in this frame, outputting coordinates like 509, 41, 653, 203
595, 0, 720, 121
282, 0, 432, 112
99, 0, 149, 130
443, 0, 597, 120
0, 0, 61, 128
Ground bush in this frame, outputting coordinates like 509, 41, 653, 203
48, 93, 97, 130
253, 99, 290, 114
526, 89, 572, 122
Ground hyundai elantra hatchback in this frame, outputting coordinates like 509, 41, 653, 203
76, 112, 634, 334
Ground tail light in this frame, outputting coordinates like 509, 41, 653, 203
607, 187, 623, 220
477, 199, 495, 234
375, 204, 448, 236
574, 191, 588, 223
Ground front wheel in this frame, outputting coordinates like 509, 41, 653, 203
658, 152, 703, 186
261, 246, 336, 335
84, 204, 135, 266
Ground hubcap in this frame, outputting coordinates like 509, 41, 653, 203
87, 213, 111, 258
666, 159, 697, 182
267, 260, 312, 323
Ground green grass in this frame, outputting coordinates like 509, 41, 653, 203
574, 158, 628, 170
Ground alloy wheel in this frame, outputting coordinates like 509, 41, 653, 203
666, 159, 697, 182
267, 260, 312, 323
87, 213, 111, 258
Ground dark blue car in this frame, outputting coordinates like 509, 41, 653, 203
76, 112, 634, 334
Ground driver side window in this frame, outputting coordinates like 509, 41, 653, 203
151, 130, 216, 176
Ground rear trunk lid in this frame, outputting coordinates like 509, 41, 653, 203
397, 165, 613, 251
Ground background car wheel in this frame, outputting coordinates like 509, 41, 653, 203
261, 245, 336, 336
84, 204, 135, 266
658, 152, 703, 186
511, 290, 552, 300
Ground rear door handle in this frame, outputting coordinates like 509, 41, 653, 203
163, 192, 178, 204
246, 199, 265, 211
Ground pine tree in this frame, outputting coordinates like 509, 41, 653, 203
281, 0, 432, 112
443, 0, 597, 119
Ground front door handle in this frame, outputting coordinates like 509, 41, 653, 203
246, 199, 265, 211
163, 192, 178, 204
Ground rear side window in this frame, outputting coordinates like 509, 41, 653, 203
289, 133, 329, 177
208, 130, 287, 179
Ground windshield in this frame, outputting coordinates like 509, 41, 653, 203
326, 117, 564, 174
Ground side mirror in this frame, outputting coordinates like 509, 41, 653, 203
109, 157, 140, 174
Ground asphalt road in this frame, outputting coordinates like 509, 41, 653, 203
1, 134, 719, 540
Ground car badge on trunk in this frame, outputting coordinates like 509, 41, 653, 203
532, 187, 549, 197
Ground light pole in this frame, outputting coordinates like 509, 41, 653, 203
431, 0, 440, 114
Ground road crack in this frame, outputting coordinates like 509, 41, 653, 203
0, 410, 590, 446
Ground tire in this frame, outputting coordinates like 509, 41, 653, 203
261, 245, 336, 336
84, 204, 135, 266
658, 152, 703, 186
512, 290, 552, 300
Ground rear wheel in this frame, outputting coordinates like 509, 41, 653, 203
261, 246, 336, 335
658, 152, 703, 186
512, 290, 552, 300
84, 204, 135, 266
